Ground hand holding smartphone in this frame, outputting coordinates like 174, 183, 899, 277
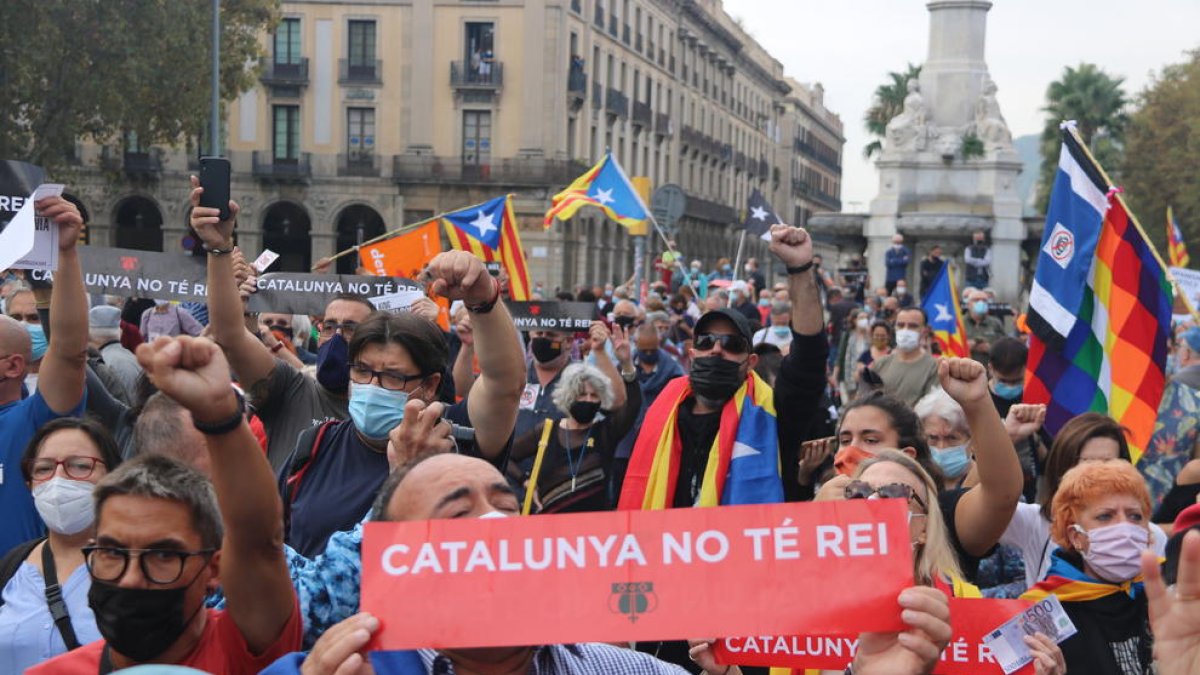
198, 157, 232, 221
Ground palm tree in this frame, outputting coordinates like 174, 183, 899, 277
1036, 64, 1128, 211
863, 63, 922, 158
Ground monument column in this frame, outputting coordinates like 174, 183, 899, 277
921, 0, 992, 129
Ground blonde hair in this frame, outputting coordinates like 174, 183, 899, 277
856, 450, 963, 586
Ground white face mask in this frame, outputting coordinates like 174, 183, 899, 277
895, 329, 920, 352
32, 477, 96, 535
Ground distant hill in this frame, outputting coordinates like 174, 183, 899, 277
1014, 134, 1041, 217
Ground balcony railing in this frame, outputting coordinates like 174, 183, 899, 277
122, 151, 162, 175
450, 60, 503, 89
684, 194, 736, 224
392, 156, 590, 186
252, 151, 312, 182
654, 112, 671, 136
793, 138, 842, 172
260, 58, 310, 86
338, 153, 381, 177
632, 101, 652, 128
605, 87, 628, 118
568, 64, 587, 93
339, 59, 382, 84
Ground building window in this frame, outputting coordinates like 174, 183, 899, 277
462, 110, 492, 176
273, 105, 300, 161
465, 22, 496, 83
348, 20, 377, 76
275, 18, 301, 64
347, 108, 375, 160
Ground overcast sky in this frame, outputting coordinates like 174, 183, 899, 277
724, 0, 1200, 211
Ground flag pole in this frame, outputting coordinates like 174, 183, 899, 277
729, 229, 747, 307
1063, 123, 1200, 325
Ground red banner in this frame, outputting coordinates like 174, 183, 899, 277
362, 500, 914, 650
712, 597, 1034, 675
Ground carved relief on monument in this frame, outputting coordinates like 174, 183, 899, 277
972, 76, 1012, 153
884, 79, 928, 152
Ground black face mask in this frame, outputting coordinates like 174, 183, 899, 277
613, 315, 637, 330
88, 578, 205, 662
638, 349, 660, 365
530, 336, 564, 364
569, 400, 602, 425
316, 333, 350, 393
689, 355, 746, 403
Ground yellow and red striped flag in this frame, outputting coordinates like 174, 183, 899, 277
441, 195, 532, 300
1168, 206, 1190, 268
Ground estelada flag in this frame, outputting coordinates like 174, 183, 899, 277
1167, 206, 1190, 268
359, 221, 442, 278
922, 262, 969, 358
544, 152, 650, 229
442, 195, 532, 300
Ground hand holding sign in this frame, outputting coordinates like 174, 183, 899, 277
189, 175, 238, 250
300, 612, 379, 675
852, 587, 952, 675
36, 195, 82, 252
423, 251, 494, 305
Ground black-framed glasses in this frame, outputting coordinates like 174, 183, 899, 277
843, 480, 927, 510
693, 332, 749, 355
28, 456, 107, 482
349, 363, 426, 391
319, 320, 359, 339
82, 546, 217, 585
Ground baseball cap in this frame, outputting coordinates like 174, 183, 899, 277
88, 305, 122, 329
694, 308, 754, 344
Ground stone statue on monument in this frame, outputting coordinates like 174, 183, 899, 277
973, 75, 1012, 152
884, 78, 928, 152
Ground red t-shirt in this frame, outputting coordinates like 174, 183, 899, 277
28, 600, 302, 675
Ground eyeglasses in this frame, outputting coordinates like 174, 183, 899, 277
28, 456, 107, 482
82, 546, 217, 585
9, 312, 40, 323
693, 332, 749, 355
319, 320, 358, 339
843, 480, 927, 510
349, 363, 426, 391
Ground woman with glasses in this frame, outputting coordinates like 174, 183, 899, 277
0, 418, 121, 673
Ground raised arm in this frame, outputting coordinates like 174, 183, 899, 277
189, 176, 277, 394
451, 313, 478, 398
137, 336, 294, 653
36, 196, 87, 413
424, 252, 525, 459
587, 321, 631, 411
941, 358, 1023, 556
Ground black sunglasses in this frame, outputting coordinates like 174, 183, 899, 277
843, 480, 927, 510
693, 332, 749, 355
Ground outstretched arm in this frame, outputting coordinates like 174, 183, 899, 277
36, 197, 88, 414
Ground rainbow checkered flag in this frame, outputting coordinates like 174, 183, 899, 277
1025, 123, 1172, 463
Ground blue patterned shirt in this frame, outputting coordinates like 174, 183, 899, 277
1140, 370, 1200, 509
419, 644, 689, 674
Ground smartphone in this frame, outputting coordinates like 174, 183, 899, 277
484, 261, 502, 277
198, 157, 231, 221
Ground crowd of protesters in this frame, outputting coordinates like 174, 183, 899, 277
0, 188, 1199, 675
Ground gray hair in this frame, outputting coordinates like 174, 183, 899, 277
914, 387, 968, 436
644, 310, 670, 325
551, 362, 615, 413
770, 301, 791, 316
89, 326, 121, 343
133, 393, 208, 471
291, 314, 312, 349
93, 454, 224, 549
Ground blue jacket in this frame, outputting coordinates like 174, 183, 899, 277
885, 245, 911, 282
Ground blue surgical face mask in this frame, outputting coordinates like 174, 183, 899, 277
772, 325, 791, 337
972, 300, 990, 315
932, 444, 971, 479
758, 298, 771, 307
25, 323, 47, 361
993, 381, 1023, 400
348, 382, 410, 440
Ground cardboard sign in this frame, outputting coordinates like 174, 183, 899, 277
506, 301, 596, 332
29, 246, 208, 301
370, 289, 427, 314
362, 500, 914, 650
246, 273, 423, 316
712, 597, 1034, 675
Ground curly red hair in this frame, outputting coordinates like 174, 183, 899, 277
1050, 460, 1151, 550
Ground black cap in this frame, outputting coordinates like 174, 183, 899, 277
694, 308, 755, 343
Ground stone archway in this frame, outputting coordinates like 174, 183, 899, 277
333, 204, 385, 274
261, 201, 312, 272
113, 196, 164, 251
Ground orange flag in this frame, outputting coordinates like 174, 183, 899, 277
359, 221, 442, 278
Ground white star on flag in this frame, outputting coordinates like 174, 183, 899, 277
469, 210, 498, 237
592, 188, 615, 206
750, 206, 769, 221
934, 303, 953, 323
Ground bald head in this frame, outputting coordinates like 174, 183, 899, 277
0, 315, 31, 360
375, 454, 518, 522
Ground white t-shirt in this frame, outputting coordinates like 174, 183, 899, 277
753, 326, 793, 349
999, 501, 1168, 589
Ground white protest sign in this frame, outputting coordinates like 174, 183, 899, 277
253, 249, 280, 273
4, 183, 64, 272
370, 288, 426, 314
1171, 267, 1200, 318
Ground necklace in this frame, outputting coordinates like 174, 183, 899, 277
563, 426, 595, 492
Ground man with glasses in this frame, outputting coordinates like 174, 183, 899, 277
30, 335, 302, 673
0, 196, 89, 557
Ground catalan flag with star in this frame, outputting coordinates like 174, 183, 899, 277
1025, 123, 1172, 463
1168, 206, 1190, 268
441, 195, 533, 300
543, 152, 650, 229
921, 262, 969, 358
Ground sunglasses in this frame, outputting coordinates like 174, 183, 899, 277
693, 332, 749, 355
843, 480, 926, 510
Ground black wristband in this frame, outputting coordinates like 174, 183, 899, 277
192, 390, 246, 435
466, 277, 502, 314
203, 242, 235, 256
786, 261, 814, 275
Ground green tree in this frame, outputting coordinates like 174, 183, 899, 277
0, 0, 280, 172
863, 63, 922, 158
1122, 50, 1200, 265
1036, 64, 1128, 212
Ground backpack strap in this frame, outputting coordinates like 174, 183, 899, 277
282, 420, 337, 532
41, 541, 81, 650
0, 537, 44, 610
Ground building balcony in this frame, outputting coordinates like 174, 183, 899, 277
260, 58, 309, 87
684, 194, 737, 225
339, 59, 382, 85
450, 60, 503, 89
654, 112, 672, 136
632, 101, 652, 128
252, 151, 311, 182
793, 138, 842, 172
392, 155, 589, 186
568, 65, 587, 94
122, 151, 162, 176
605, 88, 629, 118
338, 153, 381, 177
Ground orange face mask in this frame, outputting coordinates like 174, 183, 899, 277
833, 445, 877, 476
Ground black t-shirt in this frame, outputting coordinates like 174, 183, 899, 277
938, 487, 993, 583
674, 398, 722, 507
1154, 481, 1200, 524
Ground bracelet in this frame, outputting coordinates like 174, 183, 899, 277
466, 277, 502, 314
270, 342, 285, 353
192, 390, 246, 435
203, 242, 235, 256
786, 261, 814, 275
